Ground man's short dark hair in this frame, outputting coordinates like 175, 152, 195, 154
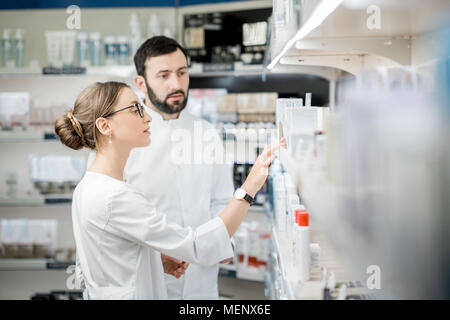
134, 36, 188, 77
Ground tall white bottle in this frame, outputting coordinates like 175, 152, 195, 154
15, 29, 25, 68
295, 210, 310, 281
129, 14, 142, 63
2, 29, 14, 68
147, 13, 161, 38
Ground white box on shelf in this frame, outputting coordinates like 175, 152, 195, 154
0, 92, 30, 128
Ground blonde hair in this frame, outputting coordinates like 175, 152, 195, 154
54, 81, 130, 150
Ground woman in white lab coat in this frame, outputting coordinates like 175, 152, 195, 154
54, 81, 284, 299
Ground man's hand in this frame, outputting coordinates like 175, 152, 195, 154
161, 254, 189, 279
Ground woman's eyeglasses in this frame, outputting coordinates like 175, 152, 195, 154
102, 103, 145, 118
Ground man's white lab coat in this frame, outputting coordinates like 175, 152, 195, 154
123, 106, 234, 299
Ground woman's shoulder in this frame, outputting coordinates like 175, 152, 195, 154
76, 171, 153, 209
74, 171, 127, 202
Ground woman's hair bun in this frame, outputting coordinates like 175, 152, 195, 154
54, 112, 85, 150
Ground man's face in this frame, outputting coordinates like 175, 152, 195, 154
143, 48, 189, 114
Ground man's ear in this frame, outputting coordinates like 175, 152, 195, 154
95, 117, 111, 137
134, 75, 148, 96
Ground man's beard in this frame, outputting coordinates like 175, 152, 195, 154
144, 78, 188, 115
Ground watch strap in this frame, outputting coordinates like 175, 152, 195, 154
243, 193, 255, 206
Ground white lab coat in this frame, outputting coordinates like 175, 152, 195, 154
72, 171, 233, 300
123, 106, 234, 299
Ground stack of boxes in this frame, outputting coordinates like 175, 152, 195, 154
217, 92, 277, 123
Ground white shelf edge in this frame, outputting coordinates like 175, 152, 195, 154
0, 258, 47, 270
189, 62, 265, 77
0, 194, 73, 207
0, 259, 74, 271
0, 65, 136, 79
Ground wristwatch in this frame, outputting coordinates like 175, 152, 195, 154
233, 187, 255, 206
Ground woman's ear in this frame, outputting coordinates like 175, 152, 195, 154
95, 117, 111, 137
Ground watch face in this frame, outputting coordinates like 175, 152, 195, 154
234, 188, 246, 199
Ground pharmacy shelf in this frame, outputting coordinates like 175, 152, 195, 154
0, 131, 58, 143
236, 267, 265, 282
0, 65, 135, 78
0, 67, 42, 77
266, 201, 358, 300
276, 148, 372, 290
189, 62, 265, 77
0, 63, 263, 79
267, 206, 325, 299
0, 259, 74, 271
269, 0, 449, 74
218, 263, 237, 279
0, 194, 72, 207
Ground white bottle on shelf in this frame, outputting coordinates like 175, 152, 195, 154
116, 35, 130, 65
76, 32, 89, 67
274, 191, 286, 232
292, 206, 306, 262
310, 243, 321, 270
14, 29, 25, 68
89, 32, 102, 66
129, 13, 142, 61
2, 29, 15, 68
294, 210, 310, 281
104, 35, 117, 66
147, 13, 161, 38
286, 194, 300, 242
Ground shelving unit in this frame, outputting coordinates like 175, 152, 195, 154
264, 201, 358, 300
261, 0, 450, 300
0, 63, 264, 79
268, 0, 448, 75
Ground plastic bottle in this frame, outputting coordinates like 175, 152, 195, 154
5, 171, 19, 198
129, 14, 142, 63
104, 35, 116, 65
45, 31, 62, 68
286, 196, 300, 241
14, 29, 25, 68
116, 35, 130, 65
163, 27, 173, 38
247, 222, 259, 267
61, 31, 76, 67
274, 191, 286, 232
2, 29, 14, 68
234, 224, 248, 266
295, 210, 310, 281
292, 207, 306, 263
310, 243, 321, 270
89, 32, 102, 66
76, 32, 89, 67
147, 13, 161, 38
305, 92, 312, 107
337, 284, 347, 300
327, 271, 336, 297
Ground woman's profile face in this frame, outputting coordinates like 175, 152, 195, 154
108, 87, 152, 149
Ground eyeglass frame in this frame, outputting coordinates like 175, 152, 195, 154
102, 103, 145, 118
